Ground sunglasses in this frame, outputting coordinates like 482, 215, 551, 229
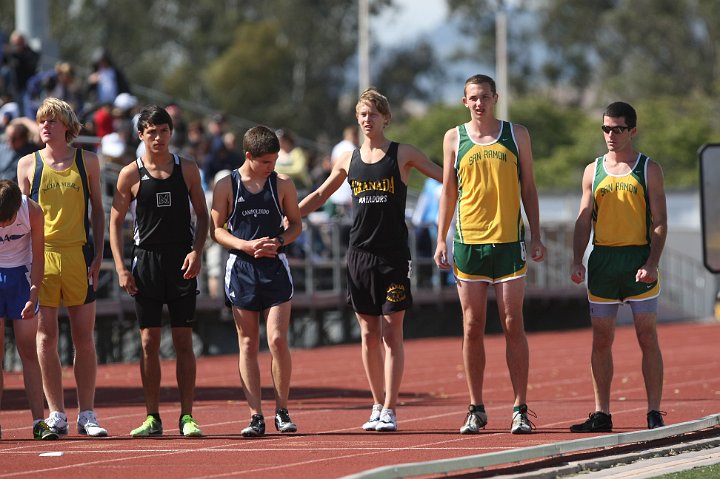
601, 125, 631, 134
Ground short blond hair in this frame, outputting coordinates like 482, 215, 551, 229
36, 97, 82, 143
356, 87, 392, 123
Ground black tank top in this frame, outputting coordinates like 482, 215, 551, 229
347, 142, 409, 259
132, 155, 193, 248
226, 169, 284, 255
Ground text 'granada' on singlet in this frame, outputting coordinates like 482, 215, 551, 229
132, 155, 193, 248
225, 169, 284, 249
30, 148, 90, 248
592, 153, 652, 247
454, 121, 523, 244
0, 195, 32, 267
347, 142, 409, 259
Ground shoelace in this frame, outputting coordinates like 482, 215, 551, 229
511, 407, 538, 430
81, 413, 99, 426
46, 414, 67, 428
379, 411, 394, 423
276, 409, 292, 423
250, 415, 264, 429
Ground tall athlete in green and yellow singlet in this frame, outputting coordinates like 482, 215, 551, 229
435, 74, 546, 435
570, 101, 668, 433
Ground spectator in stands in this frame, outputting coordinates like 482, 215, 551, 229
166, 103, 187, 154
327, 125, 358, 216
22, 62, 85, 119
275, 129, 312, 196
3, 32, 39, 114
0, 95, 19, 131
204, 168, 231, 300
202, 129, 243, 192
0, 120, 39, 182
86, 49, 130, 108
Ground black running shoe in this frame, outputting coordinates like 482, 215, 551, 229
274, 408, 297, 433
241, 414, 265, 437
570, 411, 613, 432
647, 410, 666, 429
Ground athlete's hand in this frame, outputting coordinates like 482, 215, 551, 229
181, 250, 202, 279
118, 269, 139, 296
570, 263, 586, 284
636, 264, 658, 283
529, 237, 546, 263
21, 300, 36, 319
88, 254, 102, 292
250, 237, 279, 258
434, 241, 451, 270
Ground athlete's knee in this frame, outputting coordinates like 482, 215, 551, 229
463, 317, 486, 341
635, 326, 660, 352
502, 313, 526, 337
267, 333, 289, 355
16, 337, 39, 364
238, 333, 260, 355
70, 326, 96, 349
140, 331, 161, 356
591, 329, 614, 352
36, 329, 58, 351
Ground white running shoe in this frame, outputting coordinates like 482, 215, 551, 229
362, 404, 383, 431
375, 409, 397, 432
460, 405, 488, 434
46, 411, 69, 435
78, 410, 108, 437
510, 405, 536, 434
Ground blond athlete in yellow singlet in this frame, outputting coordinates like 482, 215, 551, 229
17, 98, 108, 437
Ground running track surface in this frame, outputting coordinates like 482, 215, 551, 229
1, 320, 719, 478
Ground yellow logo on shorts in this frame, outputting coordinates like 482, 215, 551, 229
386, 283, 406, 303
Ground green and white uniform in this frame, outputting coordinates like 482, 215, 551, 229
452, 121, 527, 283
588, 153, 660, 303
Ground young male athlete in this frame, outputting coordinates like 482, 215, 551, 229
211, 126, 302, 437
0, 179, 57, 440
17, 97, 108, 437
109, 105, 208, 437
434, 74, 546, 434
300, 88, 442, 432
570, 101, 667, 432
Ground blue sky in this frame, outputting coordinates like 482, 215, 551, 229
375, 0, 449, 45
374, 0, 489, 103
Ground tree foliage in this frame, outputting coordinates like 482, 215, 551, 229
540, 0, 720, 102
0, 0, 413, 143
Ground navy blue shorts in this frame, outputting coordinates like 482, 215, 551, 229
224, 252, 293, 312
0, 265, 35, 320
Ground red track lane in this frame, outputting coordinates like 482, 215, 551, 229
1, 320, 719, 478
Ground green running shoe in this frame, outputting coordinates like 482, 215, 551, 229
34, 420, 59, 440
130, 415, 163, 437
179, 414, 203, 437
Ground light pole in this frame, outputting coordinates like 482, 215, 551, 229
495, 7, 508, 119
358, 0, 370, 95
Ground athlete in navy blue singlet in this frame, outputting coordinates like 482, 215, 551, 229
211, 125, 302, 437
